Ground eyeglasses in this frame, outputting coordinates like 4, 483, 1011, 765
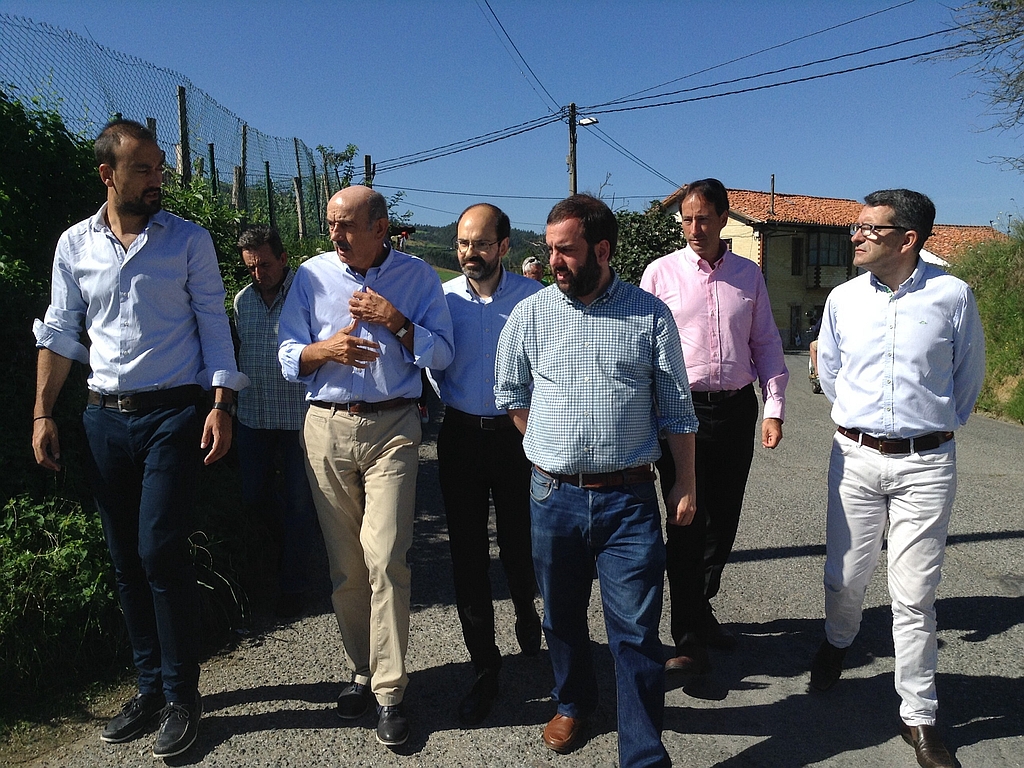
850, 223, 907, 239
453, 238, 499, 252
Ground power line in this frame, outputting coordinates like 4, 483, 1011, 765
476, 0, 561, 114
585, 40, 980, 116
584, 126, 681, 189
374, 183, 667, 202
601, 0, 920, 106
586, 28, 952, 110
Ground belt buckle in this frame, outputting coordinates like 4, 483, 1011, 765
117, 394, 139, 413
479, 417, 496, 431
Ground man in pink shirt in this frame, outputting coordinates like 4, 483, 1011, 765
641, 178, 788, 674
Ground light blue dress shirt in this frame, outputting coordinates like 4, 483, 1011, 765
818, 259, 985, 438
277, 247, 454, 403
494, 273, 698, 475
33, 204, 249, 394
430, 268, 542, 417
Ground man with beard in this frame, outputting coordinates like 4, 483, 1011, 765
428, 203, 543, 726
495, 194, 697, 766
278, 185, 454, 747
32, 119, 247, 758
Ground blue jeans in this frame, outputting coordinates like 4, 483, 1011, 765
82, 403, 202, 704
530, 468, 670, 768
236, 424, 319, 594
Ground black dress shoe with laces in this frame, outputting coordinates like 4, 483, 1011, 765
376, 702, 409, 746
336, 680, 370, 720
900, 722, 956, 768
458, 667, 500, 726
100, 692, 166, 744
152, 693, 202, 759
810, 639, 847, 691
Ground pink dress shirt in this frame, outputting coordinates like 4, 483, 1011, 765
640, 246, 788, 421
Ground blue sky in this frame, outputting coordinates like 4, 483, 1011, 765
2, 0, 1021, 232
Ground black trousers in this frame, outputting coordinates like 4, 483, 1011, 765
437, 412, 538, 672
657, 384, 758, 647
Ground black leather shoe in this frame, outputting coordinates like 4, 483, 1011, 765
100, 692, 165, 744
515, 611, 542, 656
336, 680, 370, 720
376, 702, 409, 746
458, 668, 500, 726
809, 639, 847, 691
706, 614, 737, 651
152, 693, 202, 759
900, 722, 956, 768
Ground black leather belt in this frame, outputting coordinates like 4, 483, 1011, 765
536, 464, 656, 489
444, 407, 516, 431
837, 427, 954, 455
87, 385, 203, 414
691, 388, 742, 403
310, 397, 415, 414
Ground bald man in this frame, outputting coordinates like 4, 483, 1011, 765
429, 204, 543, 726
278, 186, 455, 747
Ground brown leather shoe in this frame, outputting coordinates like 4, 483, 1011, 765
665, 641, 710, 674
900, 722, 956, 768
542, 713, 585, 754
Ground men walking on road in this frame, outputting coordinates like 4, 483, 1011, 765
811, 189, 985, 768
430, 203, 543, 726
277, 185, 454, 747
495, 194, 698, 766
641, 178, 788, 674
31, 119, 248, 758
233, 225, 320, 618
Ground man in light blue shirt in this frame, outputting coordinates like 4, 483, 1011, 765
495, 194, 698, 766
428, 203, 542, 726
233, 225, 319, 619
32, 119, 247, 759
278, 185, 453, 748
811, 189, 985, 768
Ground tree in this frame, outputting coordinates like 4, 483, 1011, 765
613, 201, 685, 286
950, 1, 1024, 170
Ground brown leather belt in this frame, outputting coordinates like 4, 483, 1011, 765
87, 385, 203, 413
537, 464, 656, 489
310, 397, 415, 414
444, 407, 516, 431
837, 426, 954, 455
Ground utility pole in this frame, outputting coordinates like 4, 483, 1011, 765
568, 102, 578, 195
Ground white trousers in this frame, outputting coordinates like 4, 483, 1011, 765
823, 432, 956, 726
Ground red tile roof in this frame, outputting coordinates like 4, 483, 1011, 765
661, 187, 1008, 260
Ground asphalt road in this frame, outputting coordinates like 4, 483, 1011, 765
25, 353, 1024, 767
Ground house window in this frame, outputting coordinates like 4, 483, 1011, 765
809, 231, 849, 267
791, 237, 804, 276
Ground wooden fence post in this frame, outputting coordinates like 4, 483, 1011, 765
208, 143, 218, 195
294, 177, 307, 240
177, 86, 191, 185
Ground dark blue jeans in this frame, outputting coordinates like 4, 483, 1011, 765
83, 403, 202, 704
530, 468, 670, 768
236, 423, 319, 594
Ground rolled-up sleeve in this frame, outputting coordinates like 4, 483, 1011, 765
494, 303, 532, 411
33, 233, 90, 364
749, 276, 788, 421
652, 304, 698, 434
277, 268, 315, 384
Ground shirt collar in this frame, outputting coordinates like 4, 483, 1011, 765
90, 203, 169, 232
682, 244, 729, 272
868, 256, 924, 297
462, 265, 508, 300
556, 268, 621, 309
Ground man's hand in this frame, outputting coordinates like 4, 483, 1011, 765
349, 288, 402, 330
762, 417, 783, 449
666, 480, 697, 527
201, 407, 232, 465
32, 417, 61, 471
323, 320, 381, 368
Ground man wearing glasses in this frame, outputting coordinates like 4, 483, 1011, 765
429, 204, 543, 726
811, 189, 985, 768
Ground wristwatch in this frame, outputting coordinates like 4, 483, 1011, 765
211, 401, 237, 417
395, 318, 412, 339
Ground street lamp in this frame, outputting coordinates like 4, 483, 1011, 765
567, 102, 599, 195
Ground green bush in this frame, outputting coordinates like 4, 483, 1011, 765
949, 224, 1024, 423
614, 201, 685, 286
0, 494, 125, 720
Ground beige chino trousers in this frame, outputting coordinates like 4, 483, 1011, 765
302, 403, 420, 706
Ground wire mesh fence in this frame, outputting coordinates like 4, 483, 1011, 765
0, 12, 334, 239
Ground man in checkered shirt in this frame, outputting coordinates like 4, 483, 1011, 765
495, 194, 698, 767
